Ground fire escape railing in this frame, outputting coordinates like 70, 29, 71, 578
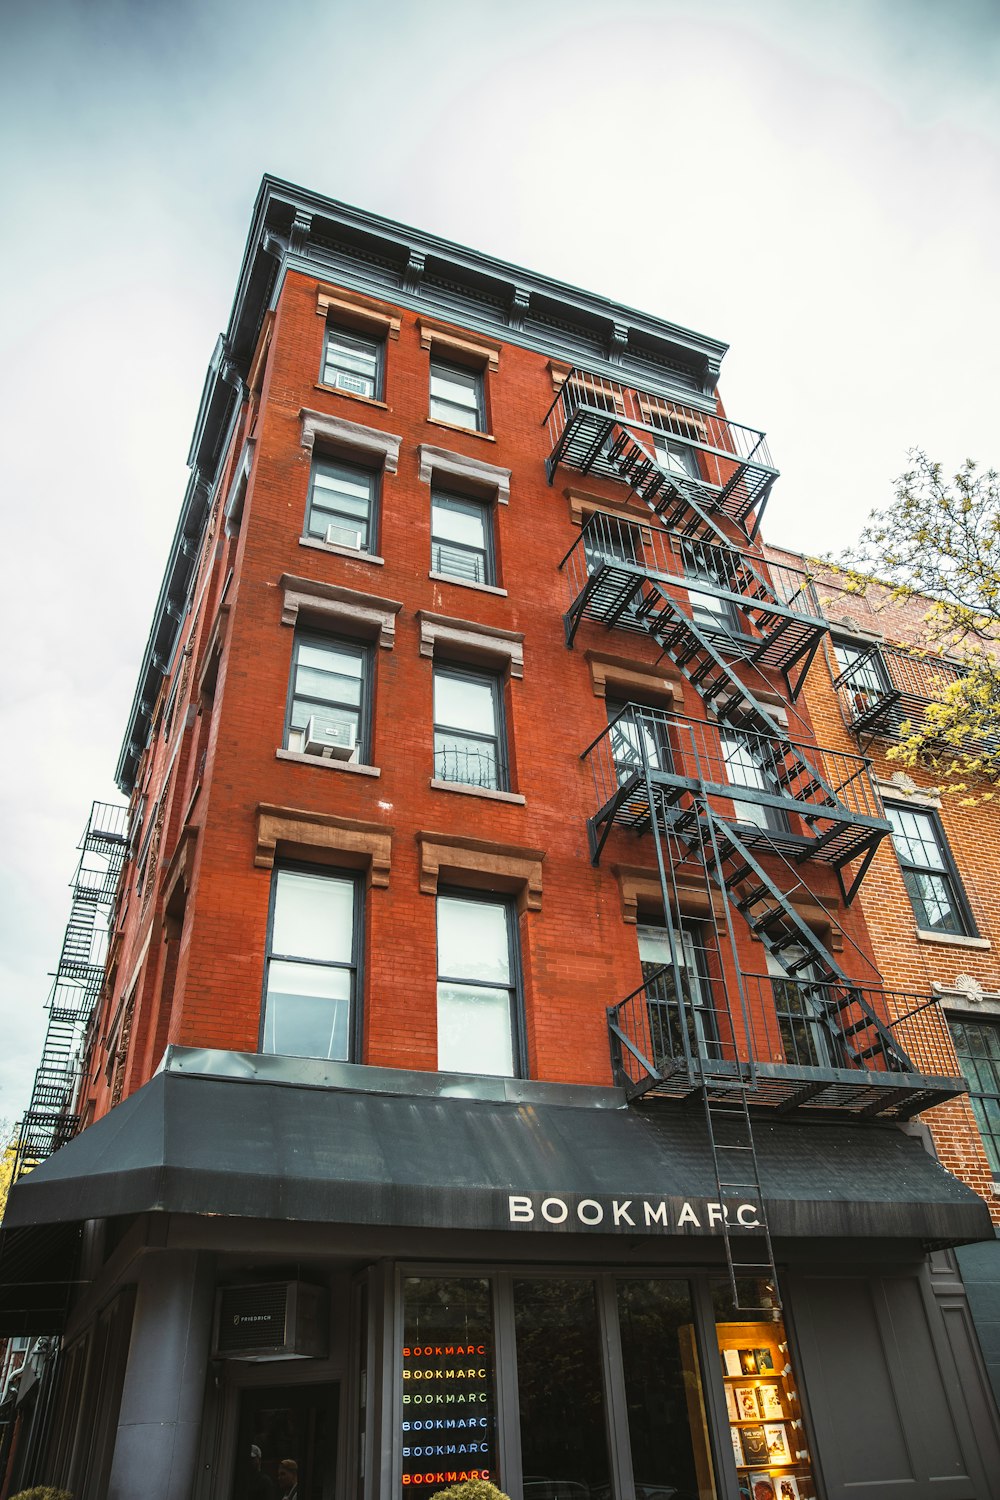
544, 367, 778, 539
833, 644, 997, 748
560, 512, 827, 698
15, 801, 129, 1179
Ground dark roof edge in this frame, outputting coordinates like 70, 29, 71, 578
114, 173, 731, 794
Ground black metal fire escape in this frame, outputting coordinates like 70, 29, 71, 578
15, 801, 128, 1179
547, 369, 968, 1308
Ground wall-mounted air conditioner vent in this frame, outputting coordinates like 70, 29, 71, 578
303, 716, 358, 761
213, 1281, 329, 1361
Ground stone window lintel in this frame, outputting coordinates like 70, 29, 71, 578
586, 651, 683, 708
280, 574, 403, 649
299, 407, 402, 474
419, 320, 500, 372
418, 443, 511, 504
418, 831, 543, 913
315, 285, 402, 340
418, 610, 524, 678
255, 804, 392, 888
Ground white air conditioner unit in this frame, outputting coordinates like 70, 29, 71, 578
303, 715, 359, 761
335, 371, 368, 396
326, 520, 365, 550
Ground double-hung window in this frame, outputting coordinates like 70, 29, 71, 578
433, 664, 506, 790
607, 698, 673, 778
832, 639, 890, 714
307, 456, 378, 552
949, 1018, 1000, 1177
436, 892, 521, 1076
681, 539, 739, 635
262, 866, 359, 1061
766, 949, 837, 1069
653, 436, 699, 479
322, 325, 383, 399
286, 633, 371, 762
430, 490, 494, 585
884, 803, 976, 936
638, 921, 716, 1064
429, 359, 486, 432
719, 729, 788, 833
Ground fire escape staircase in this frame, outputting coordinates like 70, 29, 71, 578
16, 802, 128, 1177
548, 375, 965, 1307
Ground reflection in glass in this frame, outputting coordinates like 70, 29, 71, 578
617, 1279, 715, 1500
514, 1279, 610, 1499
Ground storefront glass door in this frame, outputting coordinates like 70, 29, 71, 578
231, 1383, 338, 1500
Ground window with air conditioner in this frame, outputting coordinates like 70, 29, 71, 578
306, 456, 378, 552
262, 866, 360, 1061
285, 633, 371, 763
321, 325, 384, 400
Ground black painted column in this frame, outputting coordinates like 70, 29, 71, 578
107, 1249, 215, 1500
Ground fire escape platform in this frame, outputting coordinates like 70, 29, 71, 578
570, 557, 827, 676
619, 1054, 967, 1121
594, 771, 889, 870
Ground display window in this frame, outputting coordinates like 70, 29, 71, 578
713, 1280, 815, 1500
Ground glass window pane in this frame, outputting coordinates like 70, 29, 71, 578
401, 1278, 497, 1491
617, 1279, 714, 1499
437, 983, 514, 1076
434, 671, 497, 736
514, 1280, 611, 1495
438, 896, 511, 983
263, 959, 351, 1060
432, 495, 487, 549
272, 869, 354, 962
434, 731, 499, 788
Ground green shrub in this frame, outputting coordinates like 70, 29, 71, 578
9, 1488, 73, 1500
428, 1482, 510, 1500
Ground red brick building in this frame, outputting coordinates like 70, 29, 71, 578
2, 178, 999, 1500
768, 548, 1000, 1398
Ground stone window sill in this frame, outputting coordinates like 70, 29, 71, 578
916, 929, 990, 951
313, 383, 390, 411
299, 536, 385, 566
430, 779, 525, 805
276, 748, 381, 777
426, 418, 495, 443
429, 571, 507, 598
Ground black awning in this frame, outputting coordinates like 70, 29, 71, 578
2, 1067, 991, 1250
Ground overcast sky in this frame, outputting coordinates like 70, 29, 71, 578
1, 0, 998, 1127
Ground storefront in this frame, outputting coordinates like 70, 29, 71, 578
2, 1050, 999, 1500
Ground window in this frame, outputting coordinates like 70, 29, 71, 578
582, 512, 639, 572
949, 1018, 1000, 1177
429, 359, 485, 432
653, 435, 699, 479
262, 866, 359, 1060
607, 699, 673, 777
681, 539, 739, 634
766, 949, 837, 1069
431, 489, 494, 585
322, 325, 383, 399
884, 803, 976, 936
306, 456, 378, 552
638, 921, 717, 1064
286, 633, 371, 762
719, 730, 788, 832
433, 664, 506, 790
436, 892, 521, 1075
832, 638, 890, 713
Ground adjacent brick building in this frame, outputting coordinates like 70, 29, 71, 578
2, 178, 999, 1500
